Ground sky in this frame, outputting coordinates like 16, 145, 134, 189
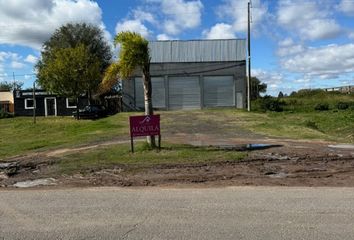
0, 0, 353, 95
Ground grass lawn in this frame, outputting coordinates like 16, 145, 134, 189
58, 142, 246, 174
236, 110, 354, 142
0, 114, 131, 159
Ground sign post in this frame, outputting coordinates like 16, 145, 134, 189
129, 115, 161, 153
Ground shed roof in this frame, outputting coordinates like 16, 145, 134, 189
149, 39, 246, 63
0, 91, 14, 103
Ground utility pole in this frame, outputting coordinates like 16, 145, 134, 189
12, 72, 16, 91
247, 0, 251, 111
33, 82, 36, 124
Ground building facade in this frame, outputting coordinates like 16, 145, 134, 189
13, 90, 88, 116
122, 39, 247, 111
324, 85, 354, 94
0, 91, 14, 113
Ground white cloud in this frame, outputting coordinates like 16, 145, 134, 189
0, 52, 21, 62
281, 43, 354, 80
11, 61, 25, 69
159, 0, 203, 35
115, 19, 151, 38
133, 9, 156, 24
252, 68, 292, 95
24, 54, 38, 64
349, 32, 354, 40
277, 38, 305, 57
277, 1, 342, 41
0, 0, 108, 49
115, 0, 203, 40
146, 0, 203, 36
0, 52, 8, 62
253, 69, 284, 87
156, 34, 174, 40
202, 23, 236, 39
217, 0, 268, 33
337, 0, 354, 16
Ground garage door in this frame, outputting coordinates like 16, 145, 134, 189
168, 76, 201, 109
203, 76, 234, 107
135, 77, 166, 109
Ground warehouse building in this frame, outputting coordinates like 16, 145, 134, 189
122, 39, 246, 111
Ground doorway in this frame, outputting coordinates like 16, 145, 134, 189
45, 97, 57, 116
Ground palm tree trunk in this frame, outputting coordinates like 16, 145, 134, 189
142, 66, 156, 148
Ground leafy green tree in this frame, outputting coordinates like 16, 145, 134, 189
102, 31, 156, 147
36, 23, 112, 102
250, 77, 267, 100
278, 91, 284, 98
0, 81, 23, 91
38, 44, 101, 118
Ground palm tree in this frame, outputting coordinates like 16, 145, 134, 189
102, 31, 156, 147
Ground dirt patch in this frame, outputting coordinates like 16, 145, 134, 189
1, 138, 354, 188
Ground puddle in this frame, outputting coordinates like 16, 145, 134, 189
0, 162, 19, 176
328, 144, 354, 150
13, 178, 57, 188
216, 144, 282, 151
266, 172, 291, 178
247, 144, 282, 150
0, 162, 18, 169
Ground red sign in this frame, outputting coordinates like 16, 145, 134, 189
129, 115, 160, 137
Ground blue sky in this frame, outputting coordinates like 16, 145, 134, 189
0, 0, 353, 95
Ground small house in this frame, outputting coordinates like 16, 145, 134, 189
13, 90, 88, 116
0, 91, 14, 113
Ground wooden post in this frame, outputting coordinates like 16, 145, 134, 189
130, 136, 134, 153
158, 134, 161, 151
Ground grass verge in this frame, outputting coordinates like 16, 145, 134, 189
0, 114, 132, 159
58, 142, 246, 175
240, 110, 354, 142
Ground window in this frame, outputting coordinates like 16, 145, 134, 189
66, 98, 77, 108
25, 98, 34, 109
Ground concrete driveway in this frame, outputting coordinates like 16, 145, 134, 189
1, 187, 354, 240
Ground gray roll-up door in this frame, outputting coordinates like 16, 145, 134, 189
134, 78, 144, 109
135, 77, 166, 109
168, 76, 200, 109
203, 76, 234, 107
151, 77, 165, 108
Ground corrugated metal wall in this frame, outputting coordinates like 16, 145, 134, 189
203, 76, 234, 107
168, 76, 201, 109
135, 77, 166, 109
131, 75, 244, 110
149, 39, 246, 63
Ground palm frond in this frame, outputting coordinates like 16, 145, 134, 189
99, 62, 121, 94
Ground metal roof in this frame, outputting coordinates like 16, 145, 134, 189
149, 39, 246, 63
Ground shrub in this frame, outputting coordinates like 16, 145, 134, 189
314, 103, 329, 111
255, 96, 286, 112
0, 109, 14, 119
304, 120, 319, 130
337, 102, 349, 110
